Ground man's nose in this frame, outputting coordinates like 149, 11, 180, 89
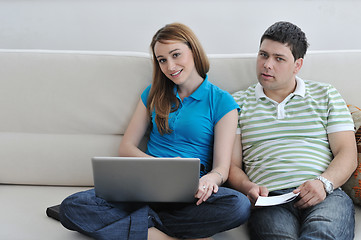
264, 58, 272, 69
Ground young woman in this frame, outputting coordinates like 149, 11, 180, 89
60, 23, 250, 240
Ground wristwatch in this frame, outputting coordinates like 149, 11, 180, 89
316, 176, 334, 194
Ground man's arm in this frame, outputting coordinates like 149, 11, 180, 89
294, 130, 357, 208
228, 134, 269, 204
323, 130, 358, 187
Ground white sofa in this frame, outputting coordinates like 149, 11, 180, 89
0, 49, 359, 240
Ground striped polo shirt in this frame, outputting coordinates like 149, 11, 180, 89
232, 77, 354, 191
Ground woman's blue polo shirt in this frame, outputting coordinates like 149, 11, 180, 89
141, 76, 239, 176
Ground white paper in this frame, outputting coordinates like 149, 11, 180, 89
255, 192, 300, 206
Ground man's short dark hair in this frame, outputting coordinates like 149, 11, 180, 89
260, 21, 309, 60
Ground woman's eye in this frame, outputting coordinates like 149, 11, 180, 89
173, 53, 180, 58
158, 59, 166, 63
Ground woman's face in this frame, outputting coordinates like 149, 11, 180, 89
154, 40, 199, 87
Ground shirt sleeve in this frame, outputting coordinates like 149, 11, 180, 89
214, 90, 240, 125
326, 85, 355, 134
140, 85, 152, 107
232, 90, 246, 134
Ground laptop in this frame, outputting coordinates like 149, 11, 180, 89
92, 156, 200, 203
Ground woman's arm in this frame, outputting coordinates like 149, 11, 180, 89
195, 109, 238, 205
118, 99, 152, 157
212, 108, 239, 183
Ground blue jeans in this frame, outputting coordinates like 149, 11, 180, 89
248, 188, 355, 240
59, 187, 251, 240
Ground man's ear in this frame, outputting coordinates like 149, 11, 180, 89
294, 58, 303, 74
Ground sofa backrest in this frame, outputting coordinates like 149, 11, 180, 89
0, 50, 152, 186
208, 51, 360, 106
0, 50, 359, 186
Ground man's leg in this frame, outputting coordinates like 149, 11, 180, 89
248, 189, 300, 240
154, 187, 251, 239
299, 188, 355, 240
248, 204, 300, 240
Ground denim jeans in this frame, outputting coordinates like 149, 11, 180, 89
59, 187, 251, 240
248, 188, 355, 240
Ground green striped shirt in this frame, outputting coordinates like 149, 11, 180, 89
233, 77, 354, 191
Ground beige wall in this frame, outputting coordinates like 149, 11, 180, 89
0, 0, 360, 53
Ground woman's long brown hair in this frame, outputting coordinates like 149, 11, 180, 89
148, 23, 209, 135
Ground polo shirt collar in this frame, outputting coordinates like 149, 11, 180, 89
174, 75, 209, 101
255, 76, 306, 101
294, 76, 306, 97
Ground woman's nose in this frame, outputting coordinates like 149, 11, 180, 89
167, 60, 176, 71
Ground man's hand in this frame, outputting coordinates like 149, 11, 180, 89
247, 183, 269, 205
293, 179, 326, 209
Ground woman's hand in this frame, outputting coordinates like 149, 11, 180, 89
194, 173, 220, 205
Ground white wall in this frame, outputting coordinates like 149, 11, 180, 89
1, 0, 360, 54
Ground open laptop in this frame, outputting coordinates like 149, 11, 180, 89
92, 157, 200, 203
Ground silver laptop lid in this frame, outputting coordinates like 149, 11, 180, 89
92, 157, 200, 203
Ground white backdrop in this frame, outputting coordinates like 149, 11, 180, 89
1, 0, 360, 54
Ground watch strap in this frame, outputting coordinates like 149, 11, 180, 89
316, 176, 334, 194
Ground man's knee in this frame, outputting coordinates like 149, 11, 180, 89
248, 205, 299, 240
301, 190, 355, 239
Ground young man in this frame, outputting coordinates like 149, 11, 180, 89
229, 21, 357, 239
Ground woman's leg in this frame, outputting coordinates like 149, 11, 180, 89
148, 227, 178, 240
59, 189, 149, 240
148, 227, 214, 240
154, 187, 251, 239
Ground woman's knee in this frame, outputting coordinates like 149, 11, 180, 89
59, 189, 98, 225
213, 187, 251, 225
61, 189, 95, 209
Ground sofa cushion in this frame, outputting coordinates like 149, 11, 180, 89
343, 105, 361, 206
0, 185, 92, 240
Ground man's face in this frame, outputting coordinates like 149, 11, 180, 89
256, 39, 303, 98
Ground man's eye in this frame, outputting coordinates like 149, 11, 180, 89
277, 57, 284, 61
